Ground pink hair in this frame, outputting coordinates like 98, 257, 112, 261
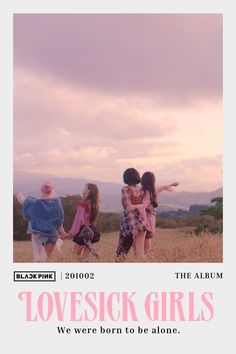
40, 182, 53, 195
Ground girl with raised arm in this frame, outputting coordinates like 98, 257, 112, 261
16, 182, 66, 262
141, 172, 179, 253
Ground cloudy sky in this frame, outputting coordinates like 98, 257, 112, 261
14, 14, 222, 191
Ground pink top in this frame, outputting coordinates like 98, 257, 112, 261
142, 191, 156, 234
142, 185, 174, 235
69, 201, 91, 237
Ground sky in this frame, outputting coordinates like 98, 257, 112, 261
13, 14, 223, 191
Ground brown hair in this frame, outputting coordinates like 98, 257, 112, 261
86, 183, 99, 224
141, 172, 158, 208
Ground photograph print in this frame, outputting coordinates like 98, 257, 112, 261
13, 14, 223, 263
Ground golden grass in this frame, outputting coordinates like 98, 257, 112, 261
13, 228, 223, 263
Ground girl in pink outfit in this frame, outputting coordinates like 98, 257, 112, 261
68, 183, 100, 261
141, 172, 179, 253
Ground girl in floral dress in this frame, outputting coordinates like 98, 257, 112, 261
116, 168, 146, 260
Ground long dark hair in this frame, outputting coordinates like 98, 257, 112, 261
86, 183, 99, 224
141, 172, 158, 208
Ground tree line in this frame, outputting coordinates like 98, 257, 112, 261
13, 195, 223, 240
13, 194, 121, 240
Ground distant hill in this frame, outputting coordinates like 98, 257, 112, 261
14, 170, 222, 212
14, 170, 122, 212
157, 188, 223, 211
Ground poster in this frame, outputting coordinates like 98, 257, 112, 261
0, 1, 234, 353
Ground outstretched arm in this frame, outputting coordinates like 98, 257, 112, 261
15, 192, 26, 205
156, 182, 179, 194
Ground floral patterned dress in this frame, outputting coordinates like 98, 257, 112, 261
116, 185, 146, 256
116, 186, 146, 256
120, 185, 147, 236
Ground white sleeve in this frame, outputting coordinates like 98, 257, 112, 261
15, 192, 26, 205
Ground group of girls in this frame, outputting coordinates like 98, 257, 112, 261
116, 168, 178, 261
16, 168, 178, 262
16, 182, 100, 262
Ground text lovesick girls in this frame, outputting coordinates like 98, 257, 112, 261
18, 291, 214, 322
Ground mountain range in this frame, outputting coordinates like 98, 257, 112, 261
14, 170, 223, 212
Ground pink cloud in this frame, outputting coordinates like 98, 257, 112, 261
13, 13, 223, 192
14, 69, 178, 148
14, 14, 222, 103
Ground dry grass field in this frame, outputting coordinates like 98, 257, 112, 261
13, 228, 223, 263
